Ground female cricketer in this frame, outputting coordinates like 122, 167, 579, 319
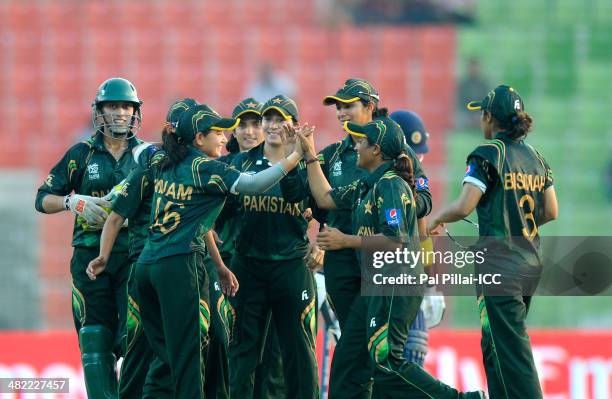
34, 77, 144, 397
134, 103, 305, 398
228, 95, 319, 399
206, 97, 265, 399
280, 78, 433, 398
86, 98, 199, 398
427, 85, 558, 399
296, 117, 486, 398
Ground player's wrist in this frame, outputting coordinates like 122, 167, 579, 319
63, 194, 71, 211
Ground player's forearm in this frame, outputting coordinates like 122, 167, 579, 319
342, 234, 362, 249
306, 161, 336, 210
203, 230, 226, 270
99, 212, 125, 260
38, 194, 68, 214
433, 202, 470, 224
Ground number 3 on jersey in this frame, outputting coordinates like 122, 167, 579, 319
152, 197, 182, 234
519, 194, 537, 241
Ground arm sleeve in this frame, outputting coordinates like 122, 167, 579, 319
231, 164, 287, 195
462, 156, 491, 193
374, 177, 412, 239
112, 165, 148, 220
35, 144, 83, 212
330, 180, 359, 210
194, 158, 242, 195
407, 145, 432, 218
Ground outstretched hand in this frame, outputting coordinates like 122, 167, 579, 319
296, 125, 317, 160
86, 256, 107, 281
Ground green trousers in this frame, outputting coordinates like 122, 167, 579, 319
229, 254, 319, 399
135, 252, 208, 399
477, 265, 543, 399
323, 249, 361, 330
70, 247, 130, 356
330, 290, 474, 399
204, 257, 233, 399
254, 320, 287, 399
119, 262, 172, 399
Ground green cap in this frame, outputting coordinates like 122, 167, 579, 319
166, 98, 199, 126
232, 97, 263, 119
467, 84, 525, 123
323, 78, 379, 106
176, 104, 239, 142
261, 95, 299, 122
344, 117, 406, 159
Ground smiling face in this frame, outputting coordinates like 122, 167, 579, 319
194, 130, 228, 158
262, 110, 293, 146
335, 101, 373, 127
234, 114, 264, 151
98, 101, 136, 137
354, 136, 378, 170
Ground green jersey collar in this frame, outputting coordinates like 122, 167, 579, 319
364, 161, 393, 188
91, 132, 141, 152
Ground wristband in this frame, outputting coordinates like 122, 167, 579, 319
64, 194, 71, 210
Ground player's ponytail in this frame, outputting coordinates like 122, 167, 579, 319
226, 134, 240, 154
372, 107, 389, 119
497, 111, 533, 139
160, 129, 189, 170
393, 152, 417, 199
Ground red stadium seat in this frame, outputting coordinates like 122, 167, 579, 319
46, 31, 83, 68
201, 1, 236, 27
255, 28, 290, 67
295, 28, 331, 66
5, 1, 42, 32
207, 29, 246, 66
173, 28, 207, 67
41, 2, 81, 32
338, 27, 373, 66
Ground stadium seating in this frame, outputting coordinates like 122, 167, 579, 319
2, 0, 458, 329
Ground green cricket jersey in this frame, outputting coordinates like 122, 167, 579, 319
214, 151, 241, 260
35, 133, 144, 250
281, 134, 433, 233
231, 143, 310, 260
330, 162, 418, 241
138, 147, 241, 264
463, 132, 554, 264
112, 147, 165, 262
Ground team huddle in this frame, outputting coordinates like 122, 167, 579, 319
35, 77, 557, 399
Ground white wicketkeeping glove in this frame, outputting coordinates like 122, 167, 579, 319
421, 288, 446, 329
66, 194, 112, 227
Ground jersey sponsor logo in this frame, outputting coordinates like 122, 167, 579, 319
331, 161, 342, 177
301, 290, 309, 300
385, 208, 401, 226
87, 163, 100, 180
370, 317, 377, 327
242, 195, 302, 217
514, 99, 521, 110
118, 182, 130, 197
416, 177, 429, 190
214, 282, 221, 292
465, 164, 474, 177
504, 172, 546, 192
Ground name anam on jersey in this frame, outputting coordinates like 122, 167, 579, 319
154, 179, 193, 201
243, 195, 302, 216
504, 172, 546, 192
372, 273, 502, 286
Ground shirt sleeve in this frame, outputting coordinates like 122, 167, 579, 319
374, 177, 413, 238
35, 143, 84, 212
112, 165, 148, 220
462, 156, 490, 194
194, 158, 241, 195
279, 163, 310, 203
330, 180, 359, 210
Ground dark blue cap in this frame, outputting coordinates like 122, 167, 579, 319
390, 110, 429, 154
